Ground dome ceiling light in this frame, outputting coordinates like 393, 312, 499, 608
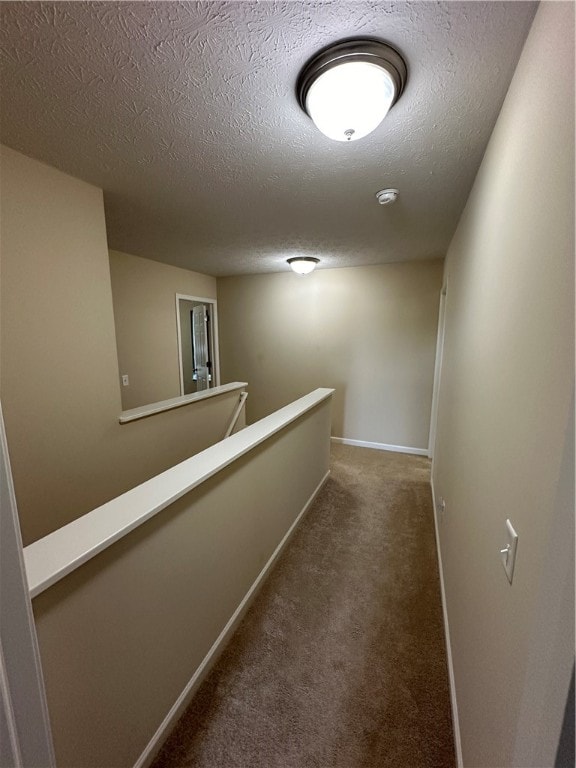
297, 39, 407, 142
287, 257, 320, 275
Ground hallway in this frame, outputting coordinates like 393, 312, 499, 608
152, 444, 455, 768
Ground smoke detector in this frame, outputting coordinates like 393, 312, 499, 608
376, 188, 399, 205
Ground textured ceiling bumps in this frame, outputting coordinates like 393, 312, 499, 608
0, 1, 536, 275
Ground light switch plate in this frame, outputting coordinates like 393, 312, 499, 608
121, 374, 129, 386
500, 519, 518, 584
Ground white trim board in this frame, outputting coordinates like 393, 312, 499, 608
428, 279, 448, 460
0, 406, 56, 767
331, 436, 428, 456
430, 476, 463, 768
134, 469, 330, 768
119, 381, 246, 424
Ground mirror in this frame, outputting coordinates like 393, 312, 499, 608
176, 294, 220, 395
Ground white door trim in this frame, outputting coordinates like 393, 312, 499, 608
428, 279, 447, 460
0, 404, 55, 768
175, 294, 221, 396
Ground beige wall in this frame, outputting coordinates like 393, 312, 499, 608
109, 250, 216, 409
33, 397, 331, 768
432, 3, 574, 767
0, 146, 242, 545
218, 260, 443, 450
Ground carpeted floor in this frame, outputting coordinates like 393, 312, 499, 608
152, 444, 455, 768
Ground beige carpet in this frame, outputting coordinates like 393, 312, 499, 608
152, 444, 455, 768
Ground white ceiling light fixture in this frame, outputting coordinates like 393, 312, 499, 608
297, 39, 407, 143
376, 188, 400, 205
287, 257, 320, 275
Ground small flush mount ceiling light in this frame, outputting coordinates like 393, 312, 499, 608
297, 38, 407, 142
287, 257, 320, 275
376, 188, 400, 205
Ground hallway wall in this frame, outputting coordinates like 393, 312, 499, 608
432, 3, 574, 766
0, 146, 240, 545
218, 259, 443, 451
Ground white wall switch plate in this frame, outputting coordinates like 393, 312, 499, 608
121, 374, 129, 386
500, 519, 518, 584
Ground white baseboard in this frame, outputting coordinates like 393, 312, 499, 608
331, 436, 428, 457
134, 469, 331, 768
430, 476, 463, 768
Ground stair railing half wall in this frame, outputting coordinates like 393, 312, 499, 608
24, 388, 334, 768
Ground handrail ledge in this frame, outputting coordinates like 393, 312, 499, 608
24, 388, 334, 599
119, 382, 248, 423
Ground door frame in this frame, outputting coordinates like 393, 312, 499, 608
0, 404, 56, 767
428, 279, 447, 461
175, 294, 221, 396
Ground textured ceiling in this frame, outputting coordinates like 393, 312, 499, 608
0, 1, 536, 276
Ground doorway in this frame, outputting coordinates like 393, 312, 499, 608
428, 280, 447, 461
176, 294, 220, 395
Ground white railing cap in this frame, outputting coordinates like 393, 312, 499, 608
25, 388, 334, 598
119, 382, 248, 423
